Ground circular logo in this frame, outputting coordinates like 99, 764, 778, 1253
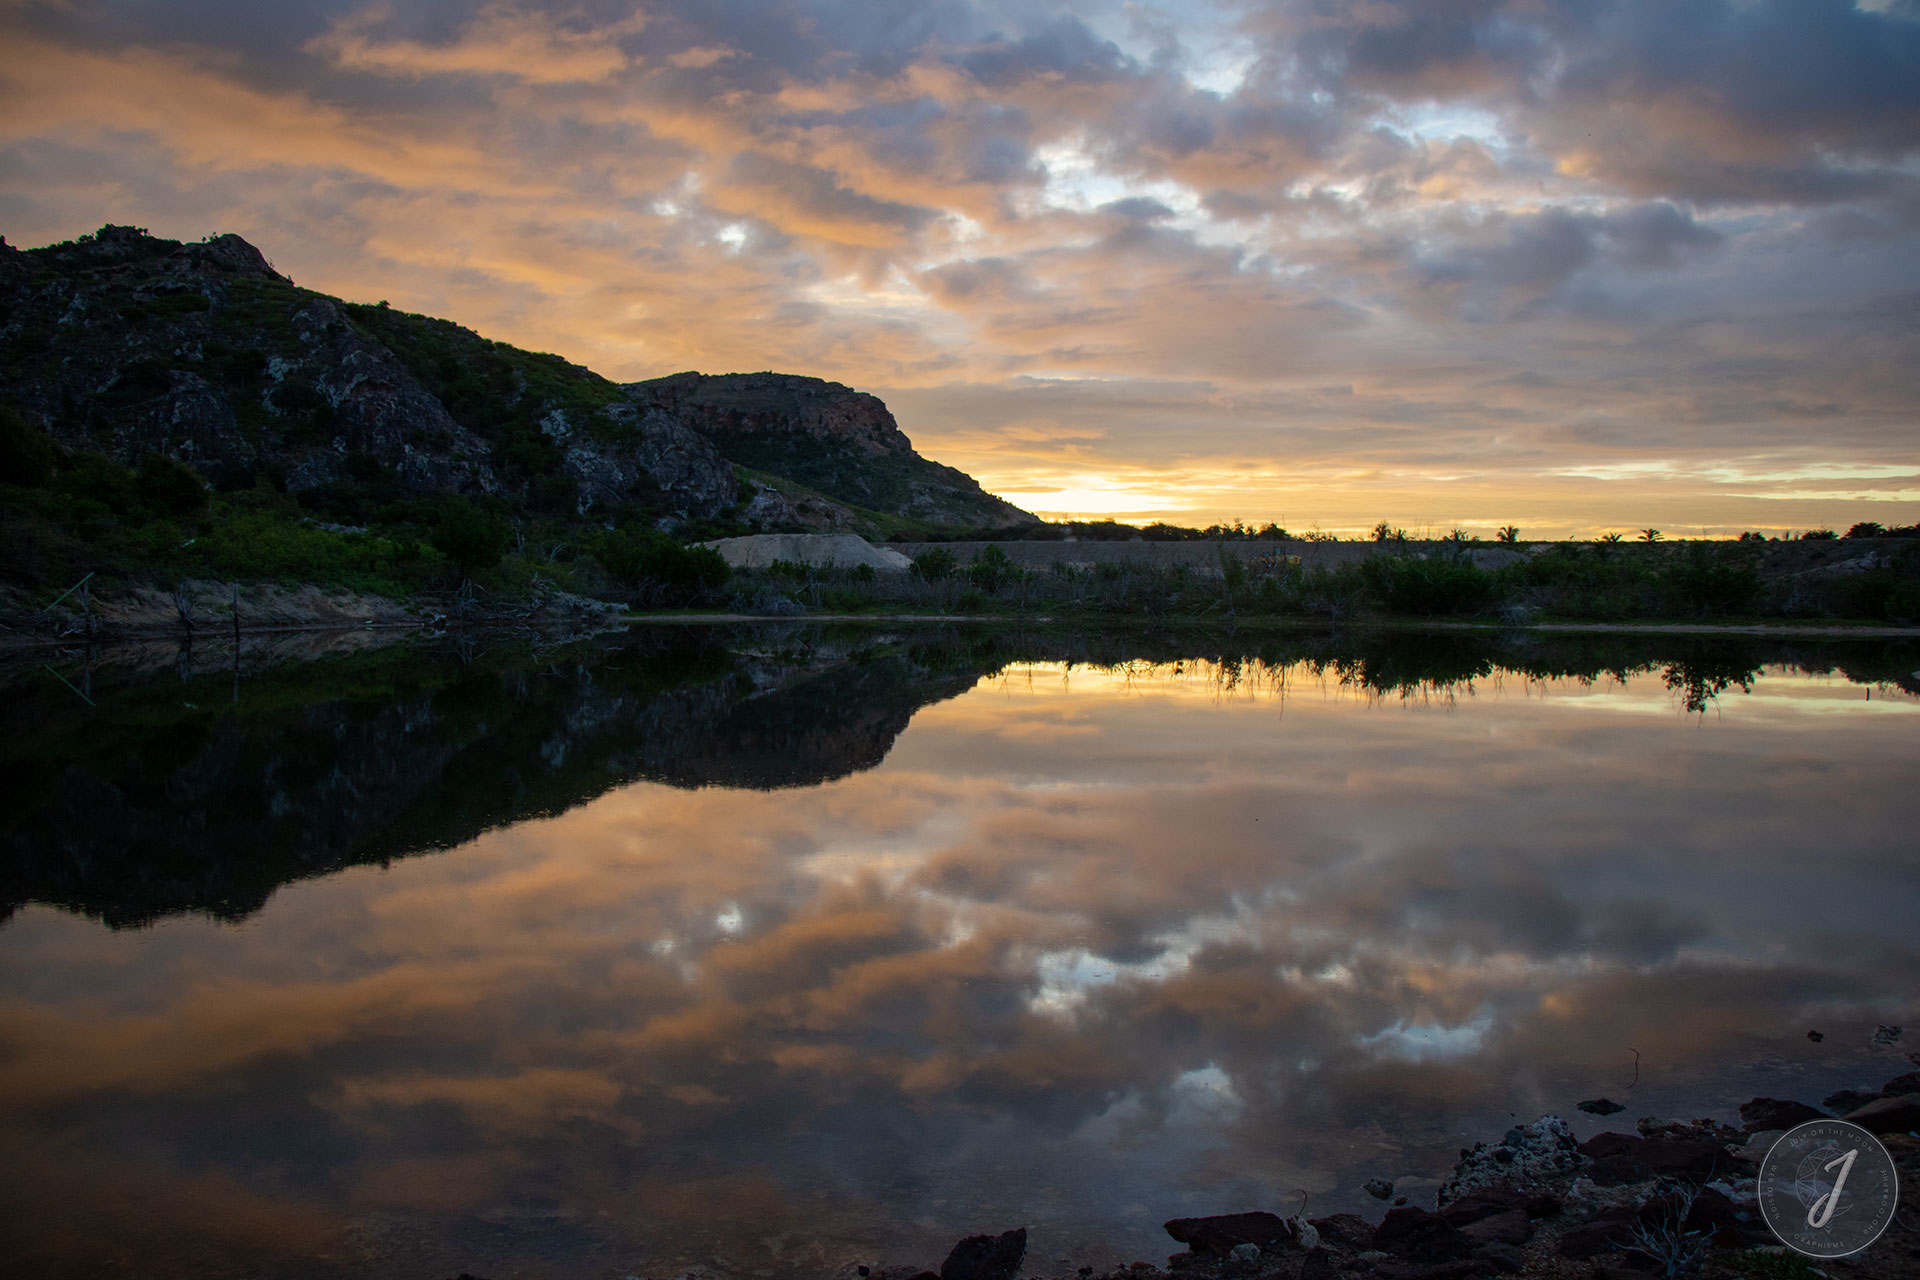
1757, 1120, 1899, 1258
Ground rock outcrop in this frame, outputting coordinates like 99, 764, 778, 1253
0, 225, 1030, 533
629, 370, 1037, 528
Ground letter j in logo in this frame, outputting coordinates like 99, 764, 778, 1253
1759, 1120, 1898, 1258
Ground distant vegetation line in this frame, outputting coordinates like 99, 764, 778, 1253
902, 517, 1920, 544
729, 536, 1920, 627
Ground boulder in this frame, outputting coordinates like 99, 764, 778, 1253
1841, 1092, 1920, 1134
1305, 1214, 1373, 1248
1371, 1208, 1473, 1263
940, 1229, 1026, 1280
1586, 1152, 1655, 1187
1472, 1243, 1526, 1273
1578, 1131, 1743, 1182
1437, 1115, 1586, 1206
1737, 1098, 1826, 1133
1435, 1188, 1558, 1227
1824, 1088, 1882, 1114
1557, 1208, 1640, 1259
1162, 1213, 1294, 1258
1459, 1210, 1532, 1248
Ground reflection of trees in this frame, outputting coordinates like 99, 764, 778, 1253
1661, 657, 1758, 714
3, 626, 1913, 927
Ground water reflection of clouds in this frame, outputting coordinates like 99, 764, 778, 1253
2, 662, 1916, 1275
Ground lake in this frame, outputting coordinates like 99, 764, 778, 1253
3, 626, 1917, 1279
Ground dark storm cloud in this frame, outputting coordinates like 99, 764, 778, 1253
1406, 201, 1725, 319
957, 13, 1133, 86
1273, 0, 1920, 205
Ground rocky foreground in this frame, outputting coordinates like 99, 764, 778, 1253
845, 1070, 1920, 1280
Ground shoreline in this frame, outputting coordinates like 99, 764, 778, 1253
848, 1074, 1920, 1280
617, 613, 1920, 637
7, 611, 1920, 656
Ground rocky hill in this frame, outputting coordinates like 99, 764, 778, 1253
0, 224, 1033, 537
630, 370, 1033, 528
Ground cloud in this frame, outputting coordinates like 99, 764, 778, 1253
311, 4, 644, 85
0, 0, 1914, 530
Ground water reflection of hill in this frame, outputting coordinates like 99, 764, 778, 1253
4, 626, 1914, 927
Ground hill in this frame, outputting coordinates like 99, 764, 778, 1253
0, 224, 1033, 604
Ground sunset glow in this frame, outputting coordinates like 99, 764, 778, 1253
4, 1, 1916, 533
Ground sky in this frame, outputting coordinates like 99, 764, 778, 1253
2, 0, 1918, 535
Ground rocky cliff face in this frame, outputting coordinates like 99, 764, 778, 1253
629, 371, 1037, 528
0, 226, 1033, 532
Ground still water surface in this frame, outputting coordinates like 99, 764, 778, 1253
2, 628, 1917, 1278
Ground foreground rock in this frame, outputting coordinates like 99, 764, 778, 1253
940, 1228, 1026, 1280
1163, 1213, 1300, 1258
1437, 1115, 1586, 1206
862, 1085, 1920, 1280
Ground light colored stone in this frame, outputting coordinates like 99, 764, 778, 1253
698, 533, 913, 572
1437, 1115, 1587, 1206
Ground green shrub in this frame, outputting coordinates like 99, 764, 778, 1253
967, 544, 1015, 592
198, 507, 423, 587
593, 528, 729, 603
0, 404, 56, 487
57, 450, 138, 508
135, 452, 209, 517
911, 547, 957, 582
1359, 552, 1499, 615
429, 497, 509, 579
1662, 544, 1761, 616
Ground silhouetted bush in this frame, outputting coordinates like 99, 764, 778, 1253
429, 498, 509, 579
56, 450, 138, 508
967, 544, 1017, 592
1359, 551, 1498, 615
593, 529, 729, 604
0, 404, 55, 487
1662, 543, 1762, 616
911, 547, 958, 582
135, 452, 209, 517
